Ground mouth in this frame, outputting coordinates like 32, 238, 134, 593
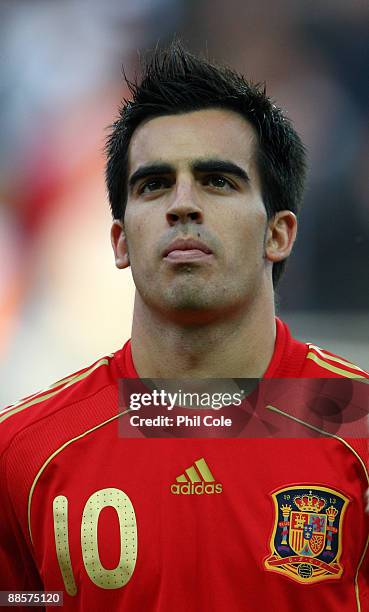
162, 238, 213, 262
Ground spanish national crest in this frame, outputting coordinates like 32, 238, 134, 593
264, 485, 349, 584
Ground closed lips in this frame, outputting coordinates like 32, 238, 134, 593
163, 239, 212, 256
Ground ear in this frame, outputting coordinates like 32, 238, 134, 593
264, 211, 297, 263
111, 220, 130, 269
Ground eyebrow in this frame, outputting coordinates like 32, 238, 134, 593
128, 158, 250, 191
128, 163, 174, 190
192, 159, 249, 183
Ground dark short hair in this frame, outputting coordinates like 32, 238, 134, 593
105, 42, 307, 286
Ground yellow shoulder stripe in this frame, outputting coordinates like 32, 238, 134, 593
0, 358, 110, 425
6, 352, 116, 412
308, 344, 367, 374
306, 351, 366, 379
5, 371, 87, 412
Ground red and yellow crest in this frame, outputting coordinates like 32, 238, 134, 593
264, 485, 349, 584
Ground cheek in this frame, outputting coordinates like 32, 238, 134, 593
125, 218, 157, 269
125, 212, 143, 246
127, 203, 160, 237
223, 211, 266, 254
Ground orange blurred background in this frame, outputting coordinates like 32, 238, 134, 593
1, 0, 368, 404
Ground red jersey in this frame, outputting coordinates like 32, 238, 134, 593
1, 318, 368, 611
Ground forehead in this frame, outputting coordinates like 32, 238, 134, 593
127, 109, 258, 174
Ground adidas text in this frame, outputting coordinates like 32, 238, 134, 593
171, 482, 223, 495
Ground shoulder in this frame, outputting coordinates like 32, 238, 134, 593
270, 319, 368, 379
0, 349, 130, 541
0, 351, 120, 456
274, 319, 368, 379
303, 343, 369, 379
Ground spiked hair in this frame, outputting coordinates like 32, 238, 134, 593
105, 42, 307, 285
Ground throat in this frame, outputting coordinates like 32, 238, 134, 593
130, 305, 276, 379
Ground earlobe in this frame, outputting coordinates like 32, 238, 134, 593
111, 220, 130, 269
265, 211, 297, 263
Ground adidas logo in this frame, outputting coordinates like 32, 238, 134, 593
170, 457, 223, 495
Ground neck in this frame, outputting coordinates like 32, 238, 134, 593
130, 293, 276, 379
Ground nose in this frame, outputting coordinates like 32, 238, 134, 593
166, 182, 204, 226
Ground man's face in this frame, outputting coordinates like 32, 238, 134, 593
114, 109, 277, 322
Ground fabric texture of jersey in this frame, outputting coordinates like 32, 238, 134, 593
0, 318, 368, 611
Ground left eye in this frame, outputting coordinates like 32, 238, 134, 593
139, 178, 170, 194
204, 175, 234, 190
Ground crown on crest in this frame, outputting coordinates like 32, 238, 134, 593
326, 506, 338, 522
281, 504, 292, 518
293, 491, 326, 513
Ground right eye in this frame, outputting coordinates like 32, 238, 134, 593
139, 178, 170, 194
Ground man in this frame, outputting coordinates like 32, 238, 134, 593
1, 43, 368, 611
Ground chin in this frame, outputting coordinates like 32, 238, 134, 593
167, 289, 215, 311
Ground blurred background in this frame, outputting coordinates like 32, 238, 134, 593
1, 0, 368, 405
